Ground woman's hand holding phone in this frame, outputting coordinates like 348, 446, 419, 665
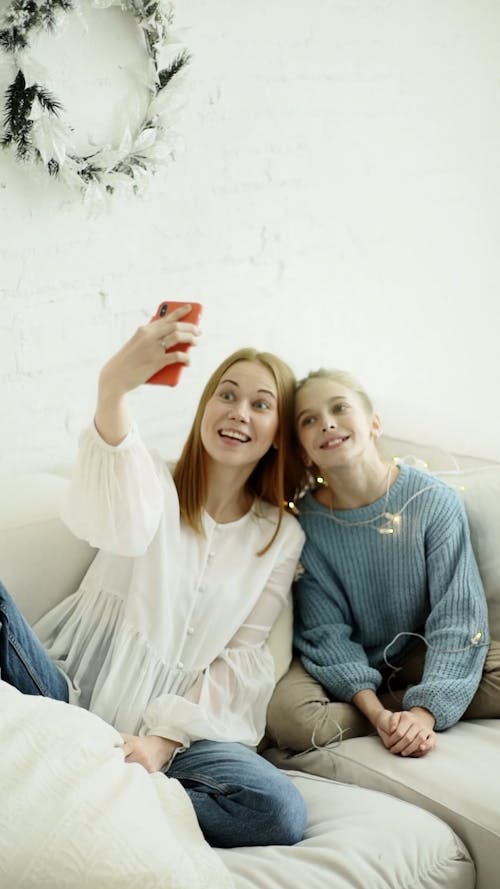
147, 301, 203, 386
95, 303, 201, 446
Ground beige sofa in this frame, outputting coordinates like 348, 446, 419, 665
0, 448, 487, 889
263, 436, 500, 889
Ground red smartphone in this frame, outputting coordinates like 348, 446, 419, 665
146, 300, 203, 387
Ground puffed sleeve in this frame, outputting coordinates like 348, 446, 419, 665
60, 422, 167, 557
139, 529, 305, 748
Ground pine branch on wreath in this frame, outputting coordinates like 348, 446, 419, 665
2, 71, 34, 153
36, 86, 64, 116
2, 70, 63, 160
158, 50, 191, 92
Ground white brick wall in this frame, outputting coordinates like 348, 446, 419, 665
1, 0, 499, 474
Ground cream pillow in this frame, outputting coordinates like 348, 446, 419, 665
0, 472, 96, 624
433, 465, 500, 642
0, 682, 233, 889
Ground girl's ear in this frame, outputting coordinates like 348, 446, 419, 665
371, 412, 383, 439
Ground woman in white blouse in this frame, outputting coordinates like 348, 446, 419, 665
0, 305, 307, 848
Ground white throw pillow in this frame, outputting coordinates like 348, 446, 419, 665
0, 682, 233, 889
433, 465, 500, 642
0, 473, 96, 624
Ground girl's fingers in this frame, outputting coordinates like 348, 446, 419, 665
390, 729, 436, 757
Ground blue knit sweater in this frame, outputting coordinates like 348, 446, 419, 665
293, 463, 489, 730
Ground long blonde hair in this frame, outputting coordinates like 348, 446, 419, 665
173, 348, 297, 553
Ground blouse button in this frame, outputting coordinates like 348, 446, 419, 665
208, 551, 215, 559
177, 660, 184, 669
187, 626, 194, 635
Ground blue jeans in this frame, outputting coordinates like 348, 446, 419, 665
168, 739, 307, 848
0, 581, 68, 700
0, 580, 307, 848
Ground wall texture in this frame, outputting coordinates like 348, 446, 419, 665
1, 0, 499, 473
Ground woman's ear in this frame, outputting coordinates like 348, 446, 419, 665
299, 448, 313, 468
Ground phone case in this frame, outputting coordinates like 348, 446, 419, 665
146, 301, 203, 387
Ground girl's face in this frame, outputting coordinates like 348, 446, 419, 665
200, 360, 279, 472
295, 378, 381, 472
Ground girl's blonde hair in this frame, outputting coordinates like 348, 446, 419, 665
295, 367, 374, 413
173, 348, 297, 554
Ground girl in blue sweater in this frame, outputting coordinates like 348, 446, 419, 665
267, 369, 500, 758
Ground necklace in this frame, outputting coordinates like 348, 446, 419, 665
319, 463, 401, 535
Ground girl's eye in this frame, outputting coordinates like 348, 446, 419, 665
254, 399, 271, 410
219, 390, 235, 401
332, 402, 348, 413
300, 416, 315, 427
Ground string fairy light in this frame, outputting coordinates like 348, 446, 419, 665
383, 629, 488, 674
383, 628, 489, 705
297, 460, 438, 536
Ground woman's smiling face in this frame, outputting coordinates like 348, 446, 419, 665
200, 360, 279, 472
295, 377, 381, 472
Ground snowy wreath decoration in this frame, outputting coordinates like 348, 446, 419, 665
0, 0, 189, 200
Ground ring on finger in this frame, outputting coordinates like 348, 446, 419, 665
160, 338, 168, 348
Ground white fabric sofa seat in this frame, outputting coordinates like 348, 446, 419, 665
220, 771, 474, 889
0, 469, 479, 889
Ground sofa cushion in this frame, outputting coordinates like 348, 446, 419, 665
265, 720, 497, 889
0, 473, 96, 625
219, 770, 474, 889
0, 680, 233, 889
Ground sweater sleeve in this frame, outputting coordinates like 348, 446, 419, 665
293, 537, 382, 701
60, 422, 167, 557
403, 494, 489, 730
140, 530, 305, 747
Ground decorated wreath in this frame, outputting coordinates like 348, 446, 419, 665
0, 0, 189, 201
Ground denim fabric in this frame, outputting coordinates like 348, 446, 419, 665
0, 581, 68, 701
167, 738, 307, 848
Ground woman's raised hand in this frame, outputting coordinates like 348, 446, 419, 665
95, 304, 201, 445
100, 304, 200, 397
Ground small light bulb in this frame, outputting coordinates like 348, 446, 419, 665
316, 476, 324, 485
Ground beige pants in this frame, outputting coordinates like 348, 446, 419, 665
265, 641, 500, 753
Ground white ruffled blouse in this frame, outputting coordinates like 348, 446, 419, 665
35, 423, 305, 748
